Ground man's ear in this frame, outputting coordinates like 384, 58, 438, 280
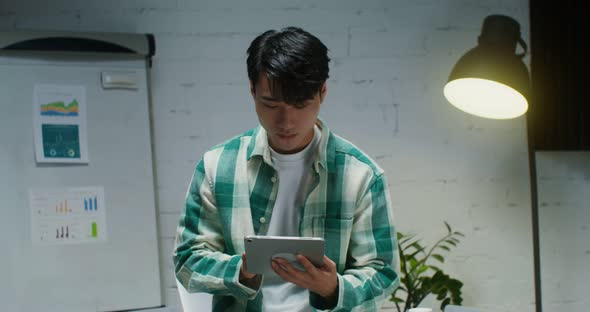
319, 82, 327, 103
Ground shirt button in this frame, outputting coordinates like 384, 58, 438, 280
259, 217, 266, 224
270, 176, 277, 183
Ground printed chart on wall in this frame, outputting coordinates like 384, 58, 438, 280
30, 187, 107, 245
33, 84, 89, 163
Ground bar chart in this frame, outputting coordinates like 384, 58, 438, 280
30, 187, 107, 245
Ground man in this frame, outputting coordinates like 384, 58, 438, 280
174, 26, 399, 311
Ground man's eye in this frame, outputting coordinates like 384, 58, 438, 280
295, 102, 311, 109
263, 102, 278, 109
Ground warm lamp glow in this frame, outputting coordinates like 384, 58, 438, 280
444, 78, 528, 119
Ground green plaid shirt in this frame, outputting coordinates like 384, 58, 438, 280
174, 119, 399, 311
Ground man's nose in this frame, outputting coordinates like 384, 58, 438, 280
276, 106, 295, 128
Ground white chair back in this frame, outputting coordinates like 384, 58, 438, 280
176, 279, 212, 312
444, 305, 482, 312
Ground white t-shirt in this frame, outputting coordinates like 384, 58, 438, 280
261, 125, 321, 312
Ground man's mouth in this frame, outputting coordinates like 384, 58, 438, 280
277, 133, 296, 139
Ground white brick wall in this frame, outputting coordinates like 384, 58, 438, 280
0, 1, 541, 311
536, 152, 590, 312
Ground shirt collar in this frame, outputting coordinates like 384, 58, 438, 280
246, 117, 331, 173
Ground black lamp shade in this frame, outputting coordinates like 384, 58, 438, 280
444, 15, 531, 119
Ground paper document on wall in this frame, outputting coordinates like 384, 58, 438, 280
30, 187, 107, 245
33, 84, 89, 163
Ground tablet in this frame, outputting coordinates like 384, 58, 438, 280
243, 235, 325, 275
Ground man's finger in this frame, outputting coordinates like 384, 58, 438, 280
296, 254, 318, 274
272, 260, 295, 281
274, 259, 311, 285
241, 253, 256, 278
322, 255, 336, 271
275, 259, 299, 275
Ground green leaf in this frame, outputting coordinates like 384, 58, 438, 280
438, 245, 451, 251
453, 296, 463, 305
408, 246, 427, 259
440, 297, 452, 310
399, 237, 414, 247
404, 241, 425, 252
448, 279, 464, 290
409, 258, 418, 268
435, 289, 447, 300
432, 254, 445, 263
449, 237, 461, 243
445, 239, 457, 246
444, 221, 451, 233
451, 290, 463, 304
416, 265, 428, 274
431, 270, 444, 282
399, 234, 416, 245
390, 296, 404, 303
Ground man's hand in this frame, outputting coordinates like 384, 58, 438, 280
240, 253, 261, 289
272, 255, 338, 301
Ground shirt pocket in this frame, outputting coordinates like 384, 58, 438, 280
311, 215, 354, 236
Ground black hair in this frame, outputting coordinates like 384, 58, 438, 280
246, 26, 330, 106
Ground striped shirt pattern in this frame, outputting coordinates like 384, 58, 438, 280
174, 119, 399, 311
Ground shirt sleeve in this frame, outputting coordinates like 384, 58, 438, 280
311, 173, 400, 311
173, 159, 260, 300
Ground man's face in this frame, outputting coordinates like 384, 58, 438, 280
251, 74, 325, 154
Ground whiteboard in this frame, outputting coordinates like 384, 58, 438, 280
0, 51, 161, 312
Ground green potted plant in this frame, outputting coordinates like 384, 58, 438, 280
390, 222, 465, 312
